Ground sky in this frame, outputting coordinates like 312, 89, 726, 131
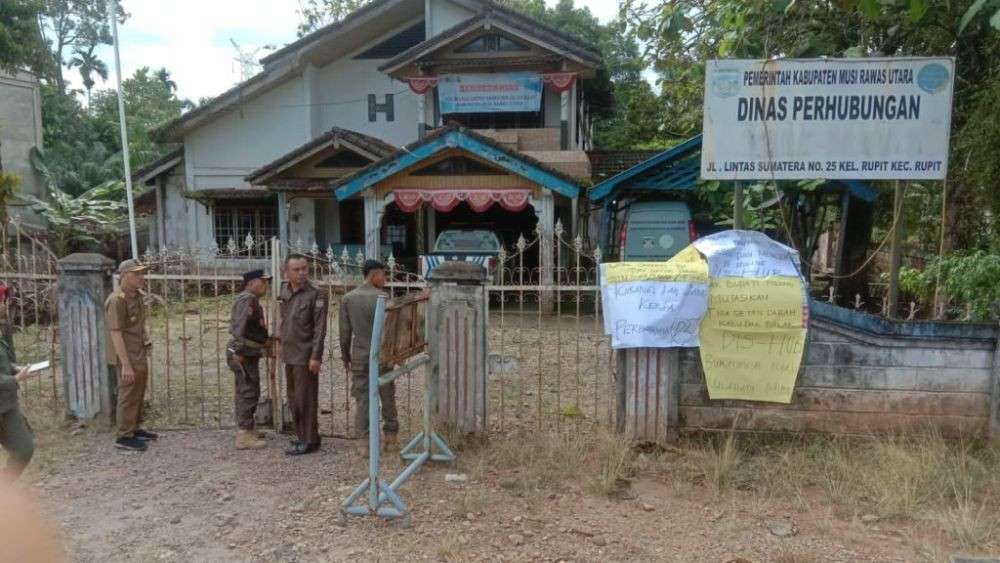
72, 0, 623, 103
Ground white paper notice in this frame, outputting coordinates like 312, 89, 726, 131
693, 230, 803, 279
602, 280, 708, 348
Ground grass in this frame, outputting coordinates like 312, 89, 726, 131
657, 430, 1000, 551
463, 428, 636, 497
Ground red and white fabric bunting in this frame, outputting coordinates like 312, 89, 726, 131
403, 76, 439, 95
394, 189, 531, 213
540, 72, 577, 93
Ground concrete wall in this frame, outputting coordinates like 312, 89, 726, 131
185, 79, 309, 193
428, 0, 475, 35
314, 53, 417, 148
619, 302, 1000, 441
0, 70, 44, 224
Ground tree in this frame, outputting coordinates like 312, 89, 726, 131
90, 67, 191, 170
623, 0, 1000, 256
297, 0, 369, 36
68, 44, 106, 103
154, 67, 176, 93
25, 178, 126, 255
0, 0, 48, 74
37, 0, 126, 94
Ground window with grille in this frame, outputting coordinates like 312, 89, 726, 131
213, 204, 278, 257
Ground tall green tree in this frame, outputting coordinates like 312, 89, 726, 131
37, 0, 126, 94
90, 66, 191, 170
0, 0, 48, 73
68, 44, 106, 103
623, 0, 1000, 254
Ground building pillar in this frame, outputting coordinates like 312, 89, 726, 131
417, 90, 426, 140
304, 63, 322, 139
277, 192, 289, 253
560, 89, 570, 150
426, 261, 489, 434
533, 192, 555, 311
57, 253, 115, 422
426, 206, 436, 250
363, 191, 393, 260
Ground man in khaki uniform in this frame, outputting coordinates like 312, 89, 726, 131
0, 290, 36, 480
340, 260, 397, 446
106, 259, 157, 452
278, 254, 328, 456
227, 269, 271, 450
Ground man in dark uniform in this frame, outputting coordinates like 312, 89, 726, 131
278, 254, 328, 456
340, 260, 397, 448
106, 259, 158, 452
0, 289, 36, 481
227, 269, 271, 450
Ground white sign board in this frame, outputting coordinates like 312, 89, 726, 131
701, 57, 954, 181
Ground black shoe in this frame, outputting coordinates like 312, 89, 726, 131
285, 442, 319, 456
134, 429, 159, 441
115, 437, 148, 452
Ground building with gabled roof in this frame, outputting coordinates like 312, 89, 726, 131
138, 0, 601, 275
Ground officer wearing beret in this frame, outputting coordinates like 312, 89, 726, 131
106, 259, 158, 452
227, 269, 271, 450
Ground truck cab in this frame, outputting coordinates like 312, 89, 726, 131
618, 201, 696, 261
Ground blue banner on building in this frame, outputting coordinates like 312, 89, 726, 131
438, 72, 542, 114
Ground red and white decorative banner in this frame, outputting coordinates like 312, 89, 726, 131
541, 72, 577, 93
394, 189, 531, 214
406, 73, 577, 95
403, 76, 439, 95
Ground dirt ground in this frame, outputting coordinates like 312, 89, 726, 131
14, 424, 976, 563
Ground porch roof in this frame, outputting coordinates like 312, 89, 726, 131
245, 127, 398, 185
332, 124, 581, 201
589, 134, 879, 204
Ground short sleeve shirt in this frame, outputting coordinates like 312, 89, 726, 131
105, 290, 148, 368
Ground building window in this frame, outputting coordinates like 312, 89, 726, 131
455, 33, 529, 54
213, 204, 278, 257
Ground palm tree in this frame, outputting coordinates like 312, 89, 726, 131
154, 67, 177, 93
69, 47, 108, 106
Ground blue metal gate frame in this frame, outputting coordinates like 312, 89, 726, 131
340, 295, 456, 519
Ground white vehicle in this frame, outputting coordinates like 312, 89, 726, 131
418, 230, 501, 278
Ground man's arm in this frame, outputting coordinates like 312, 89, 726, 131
308, 292, 329, 373
106, 297, 135, 383
228, 296, 253, 361
338, 296, 352, 370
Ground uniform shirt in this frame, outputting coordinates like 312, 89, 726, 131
105, 289, 148, 368
0, 334, 19, 414
339, 282, 388, 366
227, 291, 269, 357
278, 281, 328, 366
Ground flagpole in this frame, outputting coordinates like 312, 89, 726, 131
109, 0, 139, 259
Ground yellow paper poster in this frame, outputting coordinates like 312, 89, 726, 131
602, 246, 709, 284
699, 276, 807, 403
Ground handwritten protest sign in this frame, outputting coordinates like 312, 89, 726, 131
600, 246, 709, 348
699, 276, 808, 403
693, 230, 802, 278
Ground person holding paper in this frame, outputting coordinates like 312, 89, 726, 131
105, 259, 158, 452
0, 298, 35, 480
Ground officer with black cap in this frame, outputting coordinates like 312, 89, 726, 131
227, 269, 272, 450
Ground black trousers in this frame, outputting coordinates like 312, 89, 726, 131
285, 364, 320, 446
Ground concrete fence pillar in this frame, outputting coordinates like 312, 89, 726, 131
57, 253, 115, 422
426, 261, 488, 434
615, 348, 681, 445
